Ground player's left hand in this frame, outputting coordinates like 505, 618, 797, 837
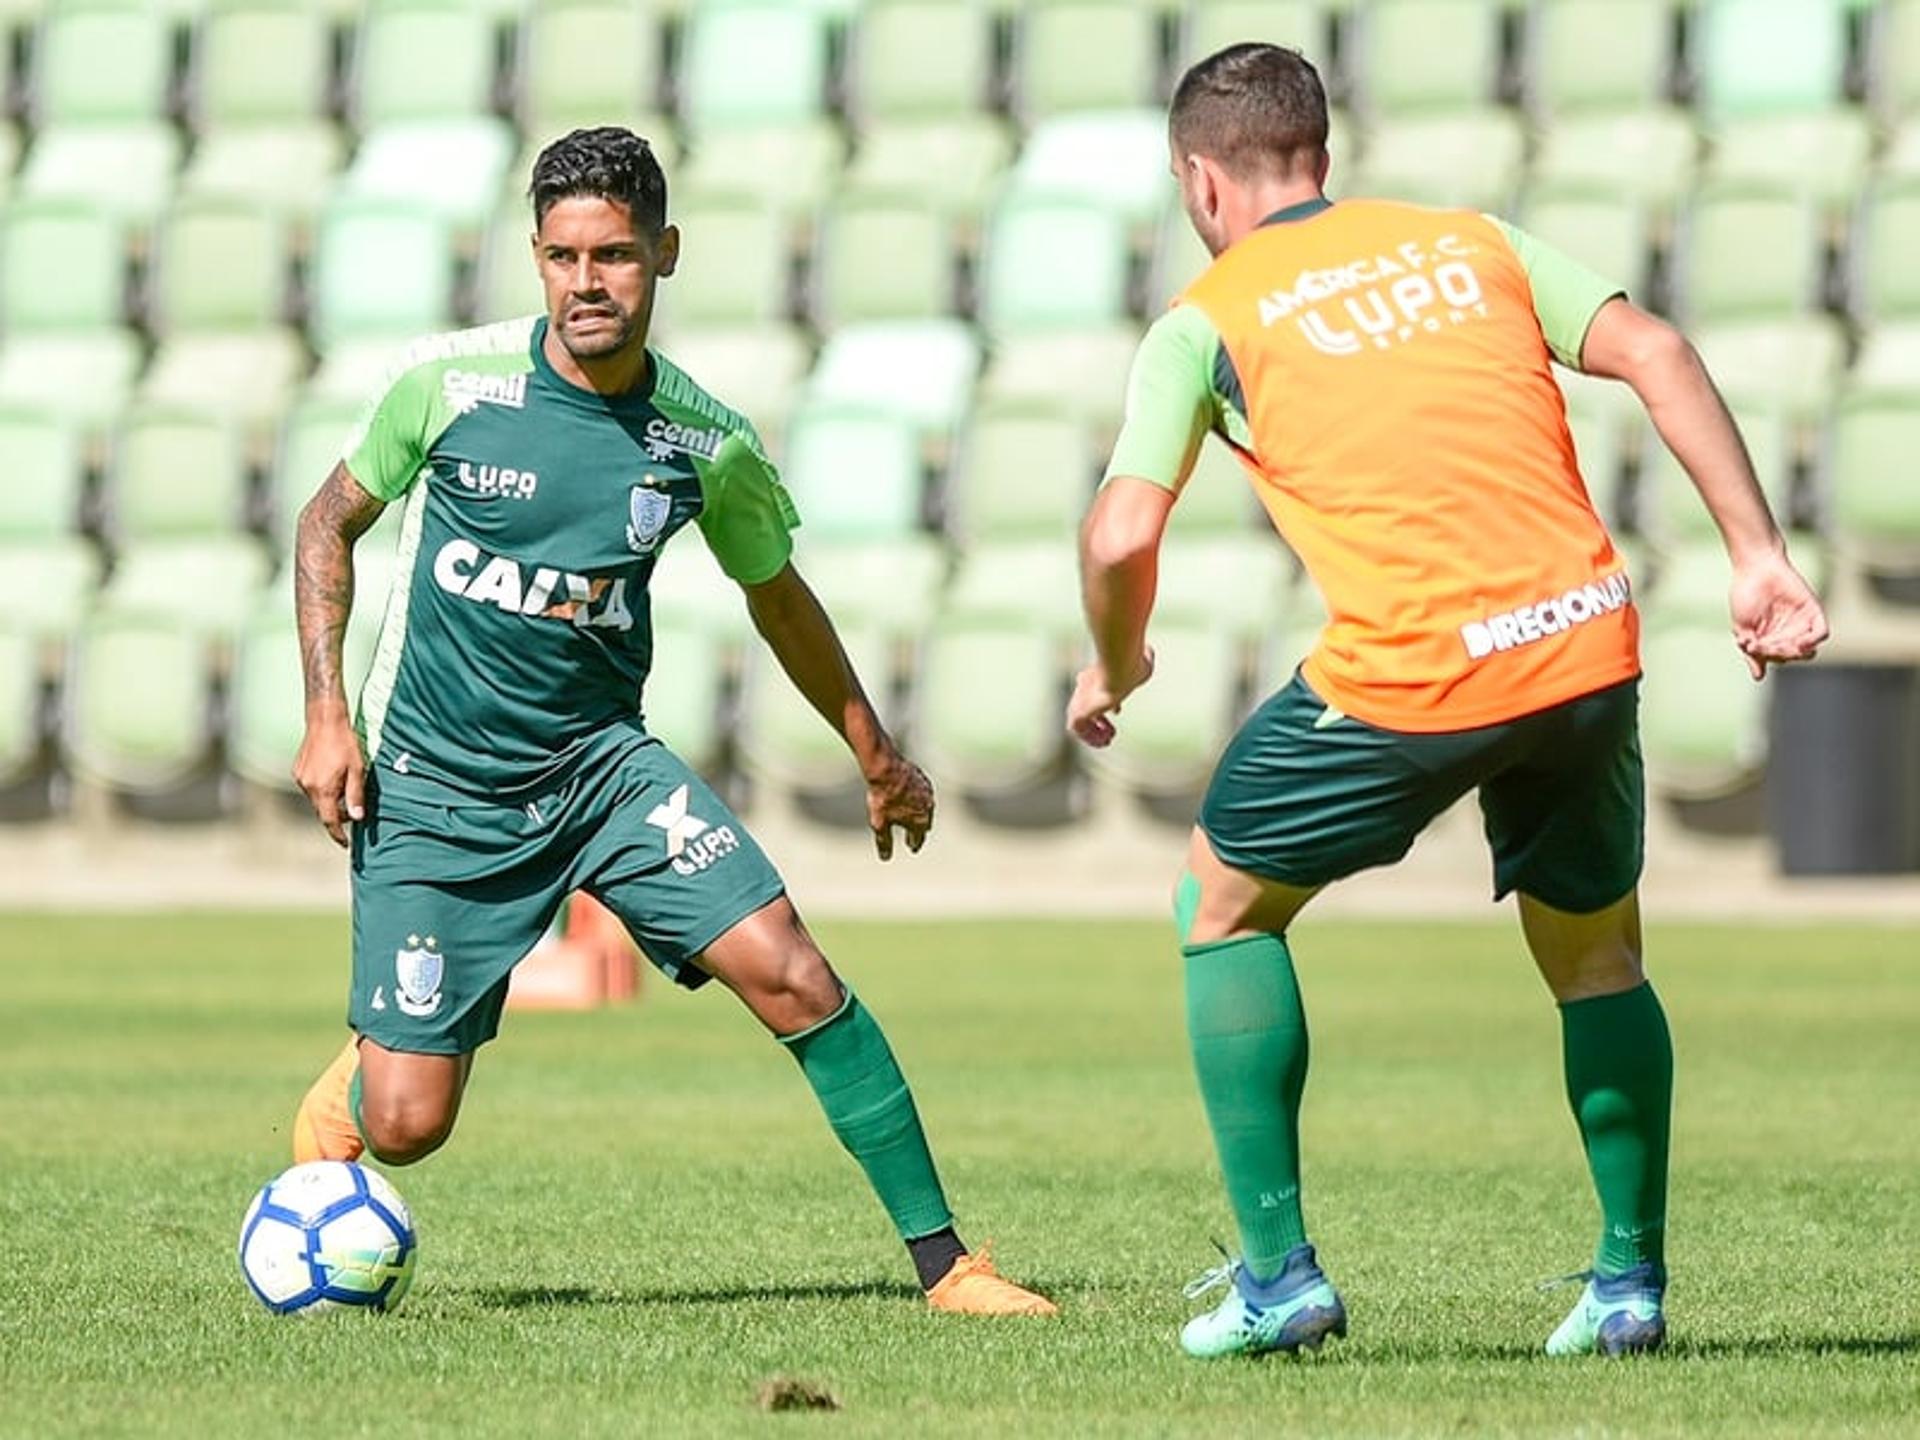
864, 751, 934, 861
1067, 649, 1155, 749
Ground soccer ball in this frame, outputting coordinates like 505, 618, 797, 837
239, 1160, 418, 1316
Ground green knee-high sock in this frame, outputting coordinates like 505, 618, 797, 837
1184, 933, 1311, 1281
780, 990, 955, 1240
1561, 982, 1673, 1276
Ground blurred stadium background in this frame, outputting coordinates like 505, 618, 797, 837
1, 0, 1918, 910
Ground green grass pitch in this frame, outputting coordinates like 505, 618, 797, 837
2, 913, 1916, 1437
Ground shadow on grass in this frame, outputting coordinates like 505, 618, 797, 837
466, 1279, 925, 1310
1453, 1334, 1920, 1363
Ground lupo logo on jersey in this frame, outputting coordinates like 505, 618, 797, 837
1257, 236, 1490, 357
645, 783, 742, 877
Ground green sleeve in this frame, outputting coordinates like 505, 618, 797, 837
1485, 215, 1627, 370
694, 427, 801, 585
1103, 305, 1225, 493
343, 364, 436, 502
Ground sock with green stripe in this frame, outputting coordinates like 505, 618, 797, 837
780, 989, 956, 1262
1561, 981, 1673, 1276
1184, 931, 1312, 1282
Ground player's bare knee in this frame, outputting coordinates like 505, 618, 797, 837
767, 940, 843, 1030
358, 1098, 457, 1165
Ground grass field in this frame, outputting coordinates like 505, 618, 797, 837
2, 913, 1917, 1438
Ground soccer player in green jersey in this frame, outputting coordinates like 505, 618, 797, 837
288, 127, 1054, 1316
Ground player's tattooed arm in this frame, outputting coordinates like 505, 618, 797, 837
744, 563, 933, 859
292, 463, 387, 846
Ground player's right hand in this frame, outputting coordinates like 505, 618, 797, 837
1066, 649, 1155, 749
293, 710, 367, 847
1728, 549, 1829, 680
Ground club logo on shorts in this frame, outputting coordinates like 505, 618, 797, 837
626, 481, 672, 553
645, 783, 742, 876
394, 934, 445, 1018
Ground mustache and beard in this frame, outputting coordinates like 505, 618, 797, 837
557, 295, 640, 360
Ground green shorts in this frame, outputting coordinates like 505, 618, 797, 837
349, 732, 786, 1055
1198, 671, 1645, 914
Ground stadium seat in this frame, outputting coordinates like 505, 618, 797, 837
1518, 184, 1654, 300
1014, 0, 1162, 120
1852, 323, 1920, 393
148, 195, 289, 332
100, 538, 274, 643
1347, 109, 1527, 213
1641, 406, 1797, 547
108, 406, 251, 542
1158, 531, 1294, 640
63, 614, 217, 794
1831, 394, 1920, 573
916, 617, 1070, 794
1695, 0, 1847, 120
1531, 109, 1699, 214
34, 0, 171, 124
308, 199, 458, 349
0, 408, 84, 541
0, 123, 16, 204
517, 0, 665, 136
140, 332, 309, 440
179, 125, 349, 221
1011, 111, 1175, 230
268, 397, 364, 543
1704, 109, 1872, 210
1527, 0, 1674, 116
354, 0, 499, 126
653, 196, 791, 327
677, 1, 829, 135
636, 623, 729, 776
677, 122, 847, 221
1693, 317, 1845, 421
979, 193, 1132, 335
339, 118, 518, 232
803, 321, 981, 438
16, 124, 183, 227
779, 403, 926, 540
1676, 184, 1829, 323
848, 0, 995, 123
980, 327, 1142, 439
845, 117, 1016, 220
1178, 1, 1325, 71
1149, 202, 1215, 311
946, 399, 1095, 542
1638, 619, 1768, 799
0, 334, 142, 435
813, 194, 956, 326
738, 625, 895, 791
1852, 181, 1920, 326
192, 1, 333, 129
649, 530, 753, 641
1351, 0, 1505, 115
1872, 0, 1920, 130
475, 203, 545, 324
649, 327, 813, 444
1081, 616, 1243, 797
1563, 401, 1628, 531
0, 627, 42, 788
1, 199, 125, 331
787, 534, 948, 633
1166, 433, 1262, 535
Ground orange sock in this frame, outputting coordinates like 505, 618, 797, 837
291, 1038, 365, 1164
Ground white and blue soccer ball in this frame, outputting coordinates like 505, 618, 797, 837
239, 1161, 418, 1316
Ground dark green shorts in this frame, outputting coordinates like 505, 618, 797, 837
349, 733, 786, 1055
1198, 672, 1645, 914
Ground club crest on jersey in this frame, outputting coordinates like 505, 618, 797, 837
394, 934, 445, 1018
627, 483, 672, 553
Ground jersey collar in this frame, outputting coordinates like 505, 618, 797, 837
530, 316, 660, 411
1258, 197, 1335, 228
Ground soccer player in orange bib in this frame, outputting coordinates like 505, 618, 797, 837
1070, 45, 1828, 1359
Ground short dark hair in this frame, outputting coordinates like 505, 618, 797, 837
1169, 43, 1329, 180
528, 126, 668, 231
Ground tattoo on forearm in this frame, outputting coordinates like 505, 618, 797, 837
294, 465, 386, 708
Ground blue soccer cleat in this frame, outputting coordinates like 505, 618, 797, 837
1544, 1263, 1667, 1357
1179, 1243, 1348, 1359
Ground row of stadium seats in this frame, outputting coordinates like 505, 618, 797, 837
4, 0, 1917, 132
1, 498, 1874, 819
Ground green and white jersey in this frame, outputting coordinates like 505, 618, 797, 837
344, 316, 798, 801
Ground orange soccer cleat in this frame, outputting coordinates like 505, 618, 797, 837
291, 1037, 365, 1164
925, 1243, 1059, 1317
